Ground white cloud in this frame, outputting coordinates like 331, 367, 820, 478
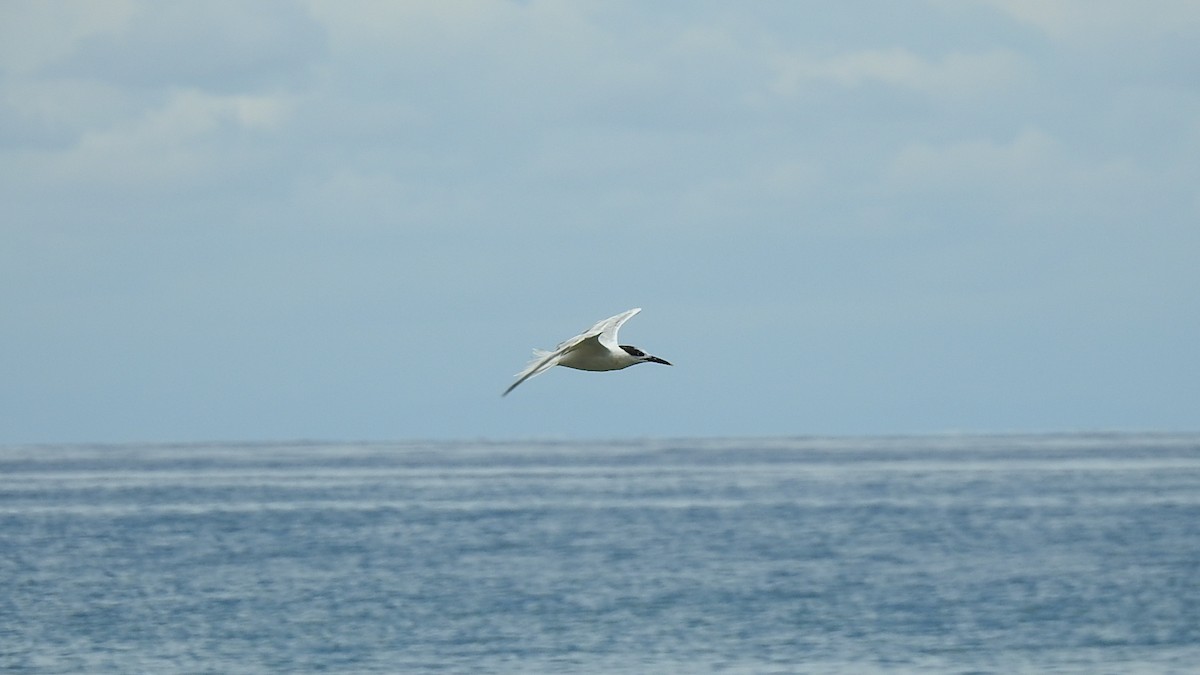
967, 0, 1200, 43
884, 128, 1156, 205
10, 89, 292, 194
308, 0, 603, 68
887, 128, 1065, 191
771, 48, 1029, 99
48, 0, 325, 92
881, 127, 1185, 242
0, 1, 136, 74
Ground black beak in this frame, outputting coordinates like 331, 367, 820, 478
646, 355, 672, 366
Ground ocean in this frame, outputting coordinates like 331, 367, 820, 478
2, 434, 1198, 674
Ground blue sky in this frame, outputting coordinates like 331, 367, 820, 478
2, 1, 1197, 443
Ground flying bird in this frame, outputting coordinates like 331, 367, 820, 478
503, 308, 671, 396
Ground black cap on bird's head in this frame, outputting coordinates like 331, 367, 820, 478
620, 344, 672, 366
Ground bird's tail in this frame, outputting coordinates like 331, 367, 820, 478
504, 348, 561, 396
515, 349, 553, 376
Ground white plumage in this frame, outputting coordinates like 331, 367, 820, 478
503, 308, 671, 396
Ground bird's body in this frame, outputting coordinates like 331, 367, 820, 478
503, 308, 670, 396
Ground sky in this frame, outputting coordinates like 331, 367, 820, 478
2, 1, 1198, 444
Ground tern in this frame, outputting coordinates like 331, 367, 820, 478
503, 308, 671, 396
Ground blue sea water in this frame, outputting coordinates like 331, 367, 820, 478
2, 434, 1199, 674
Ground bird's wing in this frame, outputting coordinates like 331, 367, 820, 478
502, 309, 640, 396
591, 308, 641, 350
502, 346, 563, 396
502, 331, 592, 396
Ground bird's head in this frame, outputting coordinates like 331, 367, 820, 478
620, 345, 672, 366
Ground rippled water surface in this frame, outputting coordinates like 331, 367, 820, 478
3, 434, 1199, 673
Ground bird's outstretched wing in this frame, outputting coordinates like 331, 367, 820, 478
502, 308, 641, 396
590, 307, 640, 350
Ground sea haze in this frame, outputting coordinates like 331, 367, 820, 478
2, 434, 1199, 673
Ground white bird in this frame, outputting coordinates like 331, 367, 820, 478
503, 308, 671, 396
